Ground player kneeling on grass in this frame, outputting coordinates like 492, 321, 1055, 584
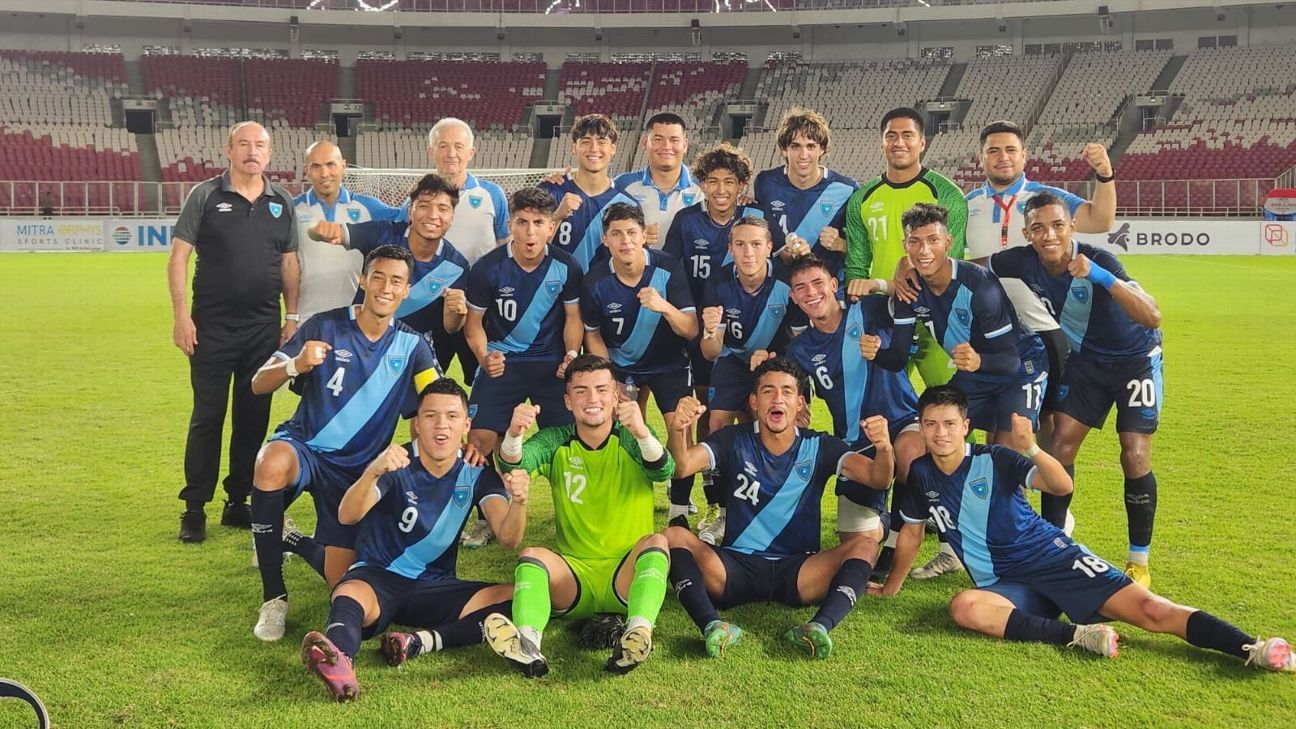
665, 357, 894, 659
300, 378, 529, 702
874, 385, 1293, 672
487, 354, 675, 677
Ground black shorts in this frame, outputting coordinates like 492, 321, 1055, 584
689, 346, 714, 388
712, 546, 811, 609
616, 366, 692, 415
338, 565, 497, 639
467, 358, 573, 434
1038, 328, 1070, 412
1057, 350, 1163, 434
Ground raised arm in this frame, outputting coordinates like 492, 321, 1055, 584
666, 396, 714, 479
338, 445, 409, 525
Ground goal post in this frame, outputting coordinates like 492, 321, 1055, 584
341, 167, 559, 207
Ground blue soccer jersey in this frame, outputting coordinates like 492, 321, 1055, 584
345, 222, 469, 349
754, 167, 858, 278
899, 444, 1065, 587
661, 202, 765, 304
353, 443, 508, 583
785, 297, 918, 443
270, 307, 440, 471
540, 176, 637, 273
465, 243, 582, 362
703, 261, 798, 364
579, 249, 696, 376
989, 242, 1162, 363
703, 424, 871, 558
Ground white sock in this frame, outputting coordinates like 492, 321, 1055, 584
625, 616, 652, 632
1127, 547, 1150, 566
940, 542, 957, 557
884, 531, 898, 549
668, 504, 690, 520
416, 629, 439, 653
520, 625, 543, 649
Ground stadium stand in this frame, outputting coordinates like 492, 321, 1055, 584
356, 128, 534, 169
143, 54, 243, 128
244, 57, 338, 129
355, 60, 545, 130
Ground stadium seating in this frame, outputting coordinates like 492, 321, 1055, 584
244, 57, 338, 128
356, 128, 534, 169
143, 55, 243, 128
356, 60, 545, 130
559, 62, 652, 124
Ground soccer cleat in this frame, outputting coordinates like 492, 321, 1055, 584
254, 597, 288, 642
872, 546, 896, 583
577, 613, 626, 650
301, 631, 360, 702
380, 631, 416, 667
784, 622, 833, 660
1123, 562, 1151, 588
220, 500, 252, 529
460, 519, 495, 549
911, 550, 965, 580
605, 621, 653, 675
702, 620, 743, 658
1068, 623, 1119, 658
699, 511, 726, 546
178, 509, 206, 543
1243, 637, 1295, 672
484, 613, 548, 678
667, 514, 690, 530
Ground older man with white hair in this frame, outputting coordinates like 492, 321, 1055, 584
426, 118, 510, 266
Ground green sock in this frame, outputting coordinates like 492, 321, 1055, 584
626, 548, 669, 626
512, 559, 552, 634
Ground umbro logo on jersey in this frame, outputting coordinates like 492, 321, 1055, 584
386, 354, 406, 374
297, 214, 313, 224
693, 239, 710, 249
770, 200, 785, 211
926, 491, 939, 499
812, 353, 827, 364
499, 287, 515, 296
216, 202, 233, 213
348, 208, 362, 222
914, 306, 930, 315
743, 461, 757, 476
968, 207, 983, 217
405, 490, 418, 504
469, 194, 483, 209
569, 456, 585, 469
870, 201, 885, 212
607, 302, 622, 312
726, 308, 742, 318
334, 349, 354, 363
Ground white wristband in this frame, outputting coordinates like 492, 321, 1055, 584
636, 432, 665, 463
1021, 444, 1041, 459
500, 431, 525, 462
285, 357, 299, 378
873, 278, 889, 295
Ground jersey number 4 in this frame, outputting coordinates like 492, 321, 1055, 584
326, 368, 346, 397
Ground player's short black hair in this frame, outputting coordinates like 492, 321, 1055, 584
902, 203, 948, 233
409, 172, 460, 208
601, 201, 645, 232
645, 112, 688, 133
730, 215, 771, 241
363, 244, 415, 278
1023, 191, 1069, 219
571, 113, 619, 145
509, 186, 557, 217
776, 106, 832, 152
979, 120, 1026, 147
751, 356, 808, 395
786, 254, 835, 283
418, 377, 469, 410
692, 142, 753, 185
564, 353, 614, 384
880, 107, 925, 135
917, 384, 969, 419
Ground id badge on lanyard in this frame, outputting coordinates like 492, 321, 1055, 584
994, 195, 1017, 249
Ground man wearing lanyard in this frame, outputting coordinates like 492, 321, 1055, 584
613, 112, 702, 250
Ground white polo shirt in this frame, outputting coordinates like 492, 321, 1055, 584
293, 187, 402, 322
445, 172, 510, 266
613, 165, 703, 250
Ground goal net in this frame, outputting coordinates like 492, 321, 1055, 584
341, 167, 556, 208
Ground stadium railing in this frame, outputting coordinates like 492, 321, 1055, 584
105, 0, 1072, 12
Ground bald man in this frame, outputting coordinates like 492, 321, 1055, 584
293, 141, 403, 323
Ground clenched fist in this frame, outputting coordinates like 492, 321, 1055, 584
482, 350, 507, 378
673, 396, 707, 431
308, 221, 346, 246
615, 399, 649, 438
443, 288, 468, 316
701, 305, 724, 337
818, 227, 845, 253
555, 192, 583, 221
1082, 143, 1113, 178
502, 469, 531, 505
860, 334, 882, 361
861, 415, 892, 453
294, 340, 332, 374
508, 403, 541, 438
951, 342, 981, 373
366, 443, 410, 478
638, 286, 669, 313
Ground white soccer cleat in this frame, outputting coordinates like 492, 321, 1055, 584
1244, 637, 1295, 672
911, 550, 965, 580
1068, 623, 1119, 658
254, 597, 288, 642
460, 518, 495, 549
699, 512, 726, 546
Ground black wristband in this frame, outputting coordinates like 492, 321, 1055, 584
1094, 170, 1115, 183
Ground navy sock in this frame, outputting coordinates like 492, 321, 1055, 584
1186, 610, 1254, 659
432, 601, 512, 652
1040, 465, 1075, 529
250, 489, 287, 602
811, 558, 872, 632
1124, 471, 1157, 550
669, 548, 720, 632
1003, 609, 1076, 646
324, 595, 366, 659
669, 476, 694, 508
283, 530, 326, 578
702, 478, 722, 506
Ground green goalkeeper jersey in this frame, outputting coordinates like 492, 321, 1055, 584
844, 167, 968, 283
502, 422, 674, 560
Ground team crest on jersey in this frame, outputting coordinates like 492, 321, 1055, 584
1057, 385, 1069, 401
846, 324, 862, 341
1071, 285, 1090, 303
970, 477, 989, 499
348, 208, 362, 222
820, 202, 834, 216
468, 404, 479, 418
545, 280, 561, 296
794, 460, 812, 481
469, 194, 483, 209
683, 192, 697, 206
386, 354, 406, 374
268, 202, 283, 218
1017, 200, 1029, 214
770, 304, 786, 318
426, 281, 443, 298
955, 308, 971, 327
452, 483, 471, 508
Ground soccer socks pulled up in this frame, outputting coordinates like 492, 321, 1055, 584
417, 601, 513, 656
1003, 609, 1077, 646
251, 489, 287, 602
669, 548, 720, 632
668, 476, 694, 510
811, 558, 872, 632
1125, 471, 1157, 560
626, 548, 669, 626
512, 559, 552, 636
1186, 610, 1254, 660
324, 596, 366, 659
1040, 465, 1075, 530
283, 530, 326, 578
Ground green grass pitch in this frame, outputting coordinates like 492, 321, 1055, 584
0, 253, 1293, 728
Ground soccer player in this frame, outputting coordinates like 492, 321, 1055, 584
293, 140, 403, 324
247, 245, 440, 642
541, 114, 639, 273
876, 385, 1293, 673
463, 186, 583, 550
990, 193, 1163, 585
614, 112, 702, 248
753, 106, 858, 279
485, 355, 675, 677
307, 173, 470, 373
844, 107, 967, 389
298, 379, 529, 702
783, 255, 922, 559
665, 358, 894, 659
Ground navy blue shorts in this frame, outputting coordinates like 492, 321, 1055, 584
956, 369, 1048, 433
689, 346, 714, 388
273, 437, 362, 549
838, 416, 918, 512
707, 356, 755, 412
712, 546, 811, 609
616, 366, 693, 415
1037, 328, 1069, 412
467, 357, 573, 434
338, 565, 498, 639
982, 540, 1132, 624
1057, 349, 1163, 434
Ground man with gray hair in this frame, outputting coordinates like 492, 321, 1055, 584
426, 117, 510, 266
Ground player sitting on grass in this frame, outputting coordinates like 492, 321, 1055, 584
485, 354, 674, 677
300, 378, 529, 702
874, 385, 1293, 672
248, 245, 440, 642
664, 357, 894, 659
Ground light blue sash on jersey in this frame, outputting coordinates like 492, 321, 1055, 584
728, 435, 820, 555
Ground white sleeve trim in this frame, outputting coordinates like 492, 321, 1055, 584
899, 509, 927, 525
985, 323, 1012, 339
583, 324, 600, 332
1024, 465, 1040, 491
467, 303, 488, 313
835, 451, 852, 479
563, 297, 581, 305
271, 350, 291, 361
700, 443, 717, 472
479, 492, 511, 507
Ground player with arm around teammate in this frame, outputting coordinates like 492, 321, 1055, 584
298, 378, 529, 702
874, 386, 1293, 673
